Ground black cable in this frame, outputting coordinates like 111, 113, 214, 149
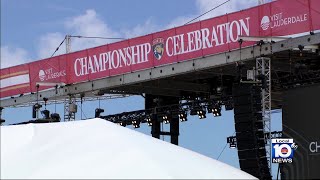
184, 0, 230, 25
77, 101, 88, 119
70, 35, 125, 40
217, 131, 235, 160
50, 37, 66, 57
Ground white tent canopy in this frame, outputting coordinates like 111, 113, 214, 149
1, 118, 256, 179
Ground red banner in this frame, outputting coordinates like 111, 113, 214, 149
1, 0, 319, 98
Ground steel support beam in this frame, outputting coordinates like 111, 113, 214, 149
145, 95, 160, 139
142, 80, 211, 93
170, 116, 179, 145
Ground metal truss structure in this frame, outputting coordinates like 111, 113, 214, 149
64, 95, 76, 121
100, 98, 226, 124
256, 57, 272, 173
1, 33, 319, 108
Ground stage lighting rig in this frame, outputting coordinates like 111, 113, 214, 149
132, 120, 140, 128
224, 99, 234, 111
146, 115, 153, 126
178, 111, 187, 122
162, 115, 170, 124
41, 110, 50, 119
50, 113, 61, 122
119, 121, 126, 127
32, 103, 42, 118
190, 105, 206, 119
197, 109, 206, 119
212, 105, 222, 117
95, 108, 105, 118
190, 108, 198, 116
161, 111, 172, 124
207, 104, 214, 113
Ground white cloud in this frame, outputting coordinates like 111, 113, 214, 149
166, 15, 195, 29
0, 46, 30, 69
37, 9, 122, 59
122, 18, 160, 39
37, 32, 65, 59
3, 0, 271, 67
166, 0, 260, 29
65, 9, 121, 49
195, 0, 259, 20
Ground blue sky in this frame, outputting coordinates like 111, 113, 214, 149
1, 0, 280, 177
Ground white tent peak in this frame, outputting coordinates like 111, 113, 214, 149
1, 118, 257, 179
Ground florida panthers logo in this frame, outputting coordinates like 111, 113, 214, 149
152, 38, 164, 60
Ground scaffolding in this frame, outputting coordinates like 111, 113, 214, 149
256, 57, 272, 175
64, 95, 77, 121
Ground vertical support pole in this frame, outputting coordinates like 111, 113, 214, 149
151, 115, 161, 139
170, 116, 179, 145
256, 57, 272, 176
0, 107, 4, 126
146, 94, 160, 139
64, 95, 76, 121
145, 94, 180, 145
162, 96, 180, 145
63, 35, 74, 121
66, 35, 71, 54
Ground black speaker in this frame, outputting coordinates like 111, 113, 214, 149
233, 83, 271, 180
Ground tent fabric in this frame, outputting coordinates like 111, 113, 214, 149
1, 118, 256, 179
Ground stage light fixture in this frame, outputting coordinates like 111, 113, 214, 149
224, 100, 234, 111
190, 108, 198, 116
207, 104, 214, 113
146, 115, 153, 126
163, 115, 170, 124
32, 103, 42, 118
162, 111, 172, 124
212, 105, 222, 117
197, 109, 206, 119
119, 121, 126, 127
178, 112, 187, 122
95, 108, 105, 118
50, 113, 61, 122
132, 120, 140, 128
41, 110, 50, 119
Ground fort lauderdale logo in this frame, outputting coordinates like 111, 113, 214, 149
260, 13, 308, 31
38, 68, 66, 81
152, 38, 164, 60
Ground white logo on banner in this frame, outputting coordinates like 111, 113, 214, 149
38, 68, 66, 81
261, 16, 270, 30
39, 70, 46, 81
261, 13, 308, 31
